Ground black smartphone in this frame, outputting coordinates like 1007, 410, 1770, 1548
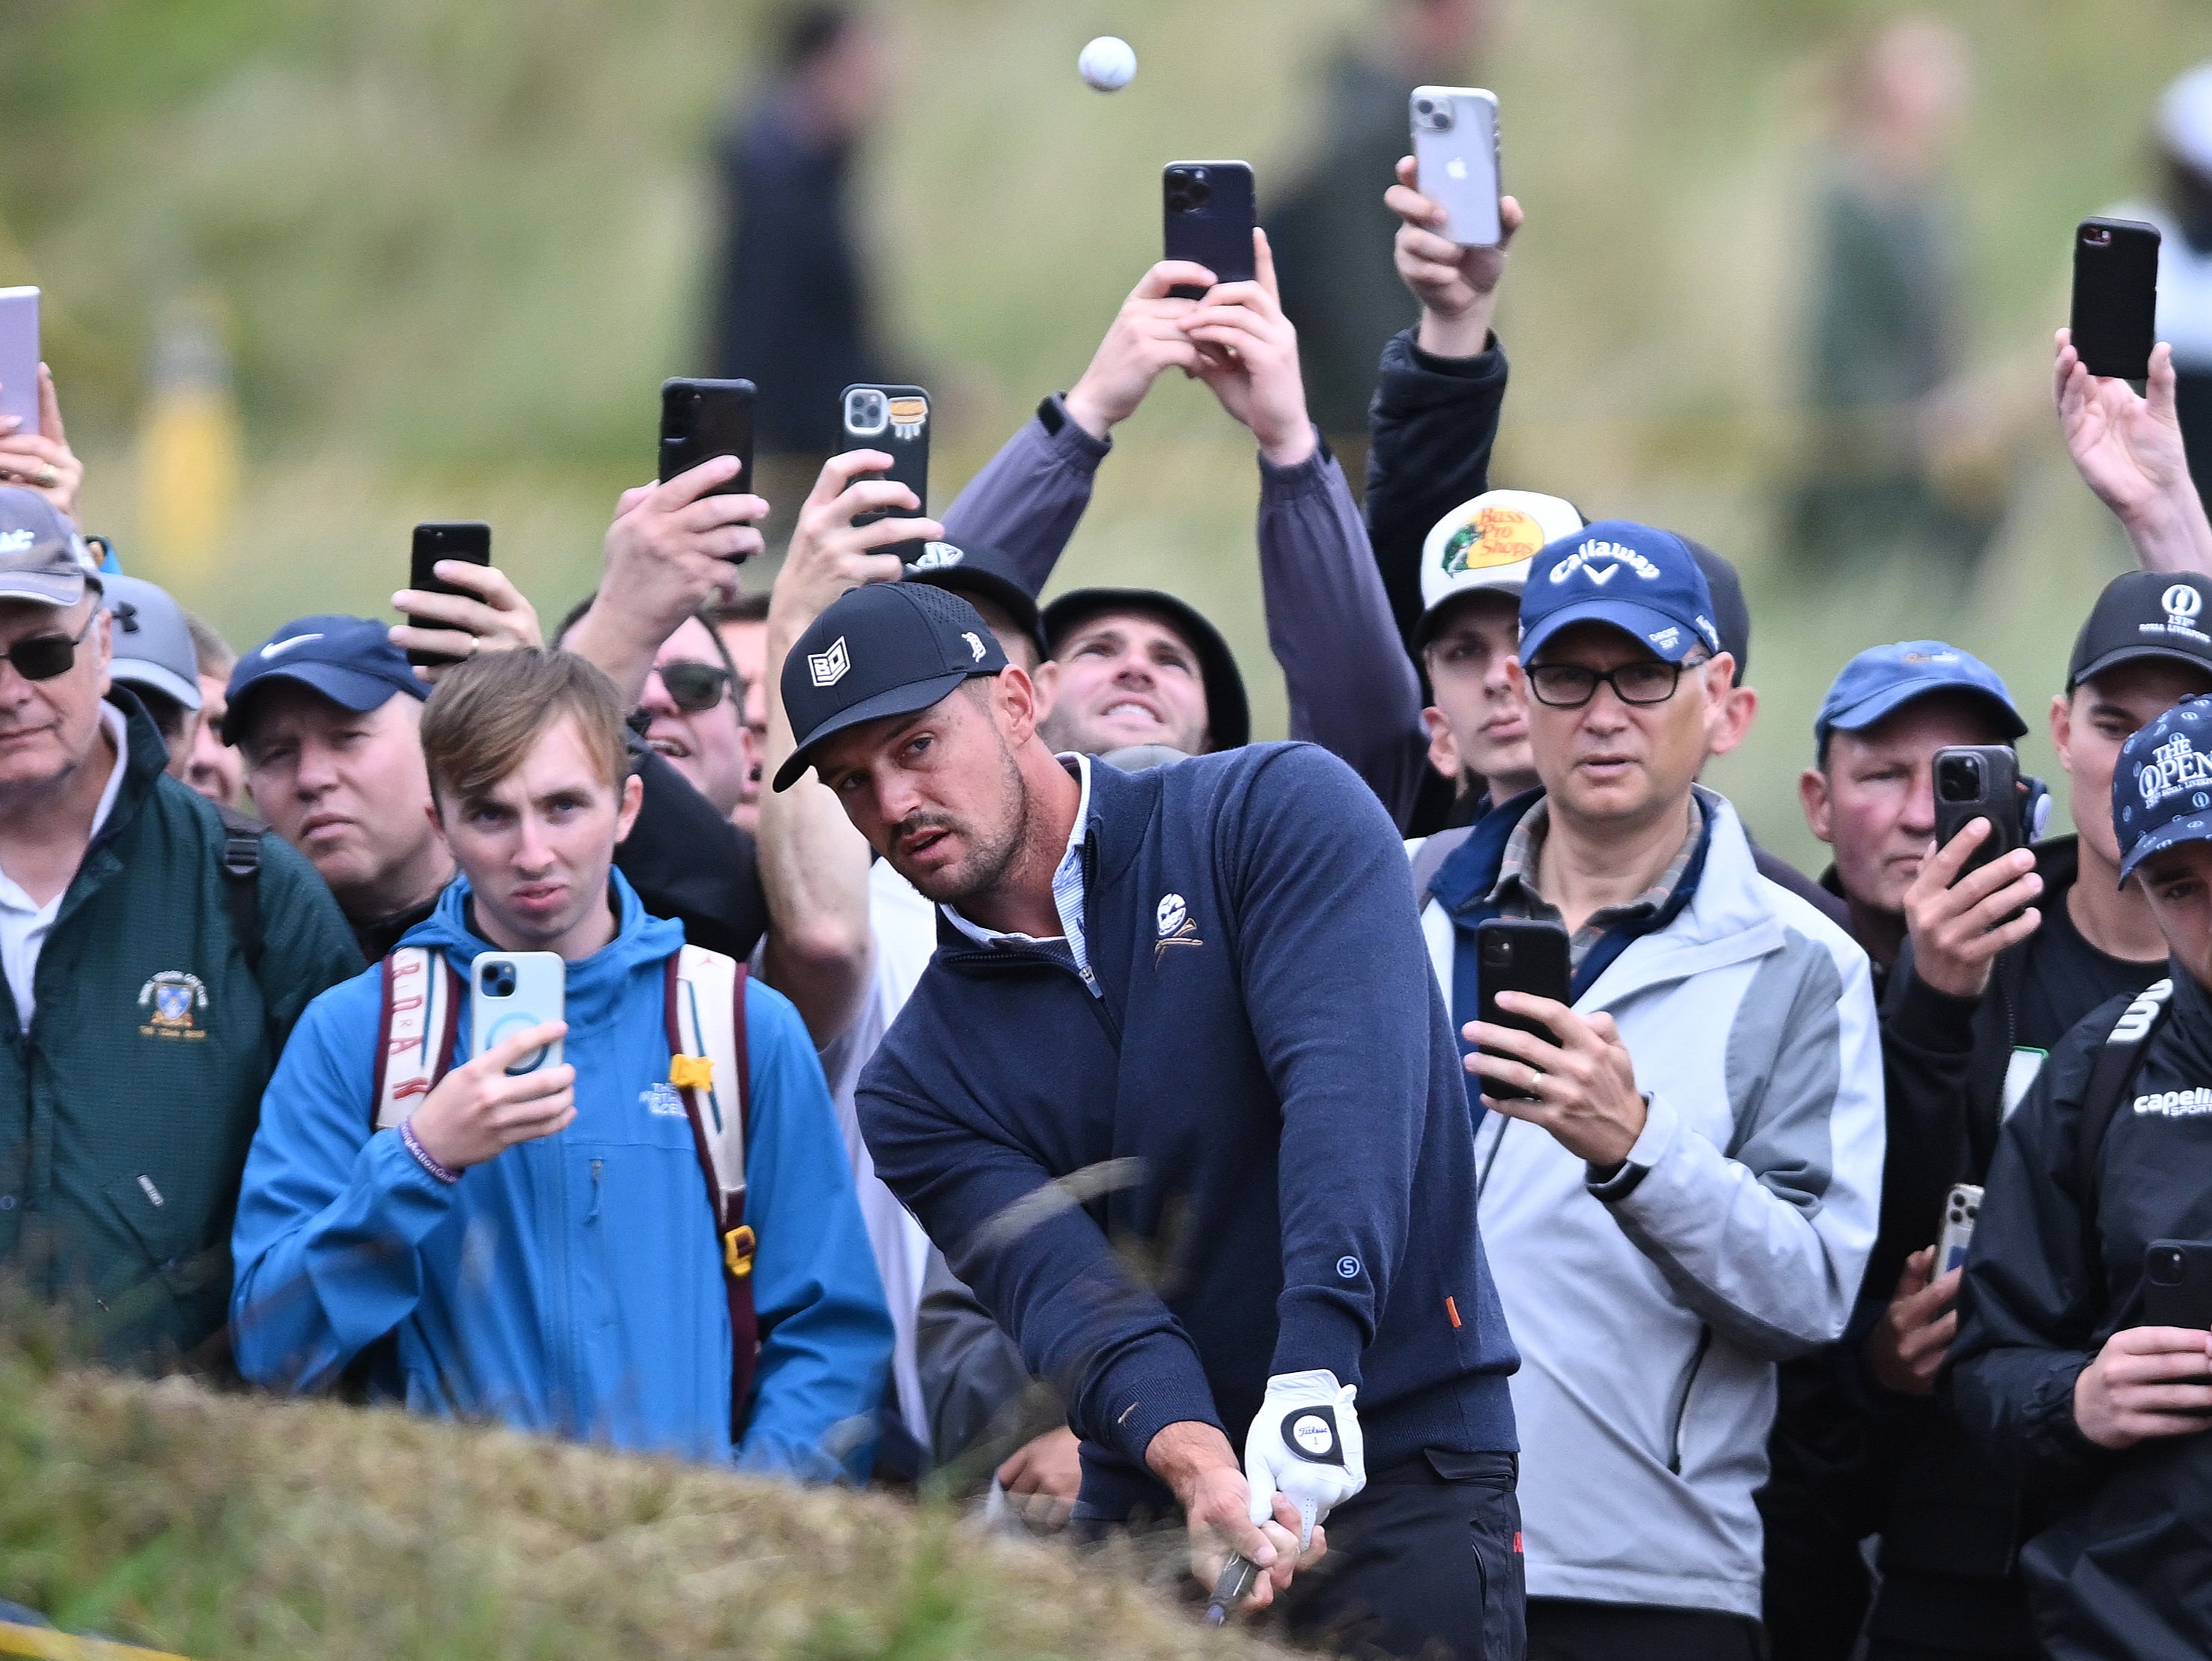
1474, 919, 1571, 1102
406, 521, 493, 668
2072, 218, 2160, 382
2145, 1240, 2212, 1329
658, 377, 755, 497
841, 383, 930, 561
1933, 745, 2028, 879
1163, 161, 1257, 299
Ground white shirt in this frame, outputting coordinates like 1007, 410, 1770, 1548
939, 752, 1097, 996
0, 703, 130, 1032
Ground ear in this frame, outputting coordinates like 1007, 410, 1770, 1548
1422, 705, 1463, 781
1701, 656, 1754, 755
613, 769, 645, 843
90, 603, 113, 695
2050, 689, 2074, 769
425, 797, 446, 842
995, 665, 1042, 744
1799, 765, 1835, 844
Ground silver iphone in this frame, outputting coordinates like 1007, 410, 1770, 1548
1411, 88, 1502, 248
1937, 1183, 1982, 1276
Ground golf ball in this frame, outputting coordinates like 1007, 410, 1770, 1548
1079, 35, 1136, 93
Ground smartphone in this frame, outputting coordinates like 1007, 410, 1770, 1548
469, 951, 565, 1078
0, 287, 39, 434
2071, 218, 2160, 382
1163, 162, 1257, 299
1933, 746, 2028, 879
841, 383, 931, 560
406, 522, 493, 668
658, 377, 755, 498
1411, 88, 1502, 248
1474, 919, 1571, 1102
1936, 1183, 1982, 1276
2144, 1240, 2212, 1330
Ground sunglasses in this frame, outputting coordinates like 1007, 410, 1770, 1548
1, 610, 98, 683
654, 659, 734, 713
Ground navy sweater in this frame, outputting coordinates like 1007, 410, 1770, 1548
857, 743, 1518, 1515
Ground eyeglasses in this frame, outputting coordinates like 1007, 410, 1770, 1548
1, 610, 98, 683
1525, 655, 1708, 709
653, 660, 734, 713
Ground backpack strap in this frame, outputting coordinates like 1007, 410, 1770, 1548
373, 947, 463, 1130
2077, 977, 2175, 1216
1409, 824, 1476, 912
665, 944, 758, 1440
213, 805, 265, 975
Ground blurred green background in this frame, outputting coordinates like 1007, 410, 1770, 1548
6, 0, 2212, 866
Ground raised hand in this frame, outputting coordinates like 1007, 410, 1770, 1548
1386, 156, 1523, 359
1176, 229, 1316, 466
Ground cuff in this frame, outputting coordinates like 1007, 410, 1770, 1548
1085, 1338, 1228, 1472
1889, 971, 1983, 1054
1255, 429, 1335, 496
1588, 1091, 1670, 1201
2021, 1355, 2109, 1481
1407, 329, 1503, 378
1270, 1295, 1370, 1394
365, 1127, 466, 1243
1037, 393, 1115, 462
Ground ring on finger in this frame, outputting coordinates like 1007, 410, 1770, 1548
34, 463, 58, 490
1525, 1064, 1543, 1091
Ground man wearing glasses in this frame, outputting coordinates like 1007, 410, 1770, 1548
0, 488, 360, 1370
1417, 522, 1884, 1660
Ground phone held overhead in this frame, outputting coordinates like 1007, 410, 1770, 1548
841, 383, 931, 561
0, 287, 38, 433
1410, 88, 1503, 248
2071, 217, 2160, 382
1163, 162, 1256, 299
406, 521, 493, 668
659, 377, 756, 501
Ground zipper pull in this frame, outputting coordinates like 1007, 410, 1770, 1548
587, 1158, 603, 1222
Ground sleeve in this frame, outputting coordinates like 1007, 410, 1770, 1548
858, 1038, 1225, 1472
915, 1246, 1060, 1468
228, 983, 463, 1392
1224, 745, 1442, 1387
937, 395, 1112, 594
1364, 329, 1510, 650
252, 832, 365, 1046
1258, 439, 1429, 826
1944, 1036, 2116, 1488
1591, 930, 1887, 1359
734, 981, 895, 1484
615, 740, 770, 963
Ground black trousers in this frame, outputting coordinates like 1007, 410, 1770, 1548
1526, 1597, 1763, 1661
1275, 1450, 1525, 1661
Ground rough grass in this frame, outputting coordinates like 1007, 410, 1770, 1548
0, 1323, 1285, 1661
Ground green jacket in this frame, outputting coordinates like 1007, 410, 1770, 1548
0, 696, 361, 1368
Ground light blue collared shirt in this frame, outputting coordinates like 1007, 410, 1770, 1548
940, 753, 1097, 997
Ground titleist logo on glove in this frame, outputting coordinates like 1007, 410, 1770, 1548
1245, 1369, 1365, 1548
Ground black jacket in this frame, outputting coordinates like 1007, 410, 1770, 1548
1948, 964, 2212, 1660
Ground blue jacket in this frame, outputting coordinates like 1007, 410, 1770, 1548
231, 872, 891, 1480
859, 744, 1518, 1517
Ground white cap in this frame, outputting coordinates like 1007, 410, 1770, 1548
2160, 62, 2212, 177
1413, 489, 1585, 647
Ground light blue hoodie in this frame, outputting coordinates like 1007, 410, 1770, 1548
231, 872, 891, 1481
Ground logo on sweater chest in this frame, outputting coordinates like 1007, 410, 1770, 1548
1154, 892, 1203, 965
137, 971, 210, 1040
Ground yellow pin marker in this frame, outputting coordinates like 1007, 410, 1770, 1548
669, 1054, 713, 1091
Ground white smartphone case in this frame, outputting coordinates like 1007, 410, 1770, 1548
469, 951, 565, 1076
1937, 1183, 1982, 1276
1411, 88, 1502, 248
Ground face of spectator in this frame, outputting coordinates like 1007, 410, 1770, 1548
0, 595, 111, 800
2136, 840, 2212, 989
2054, 660, 2212, 871
433, 714, 641, 957
813, 677, 1037, 904
189, 671, 244, 806
639, 617, 753, 821
1422, 591, 1532, 795
1801, 695, 2009, 918
1038, 612, 1209, 757
805, 16, 886, 141
713, 615, 769, 832
1515, 622, 1734, 831
240, 686, 442, 914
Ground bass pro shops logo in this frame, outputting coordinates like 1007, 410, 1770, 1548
138, 971, 210, 1040
1153, 891, 1203, 965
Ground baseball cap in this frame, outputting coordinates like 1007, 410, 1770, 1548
1412, 490, 1585, 650
1815, 641, 2025, 755
1041, 588, 1251, 752
223, 615, 425, 743
1518, 520, 1725, 665
0, 487, 99, 608
103, 575, 203, 711
2067, 571, 2212, 690
2114, 695, 2212, 882
901, 539, 1047, 660
775, 581, 1009, 792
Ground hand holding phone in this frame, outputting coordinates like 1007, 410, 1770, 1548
1936, 1183, 1981, 1275
1384, 156, 1522, 359
2071, 218, 2160, 382
401, 522, 494, 668
395, 522, 546, 676
1902, 755, 2045, 999
659, 377, 755, 498
1163, 162, 1256, 299
1470, 920, 1571, 1101
840, 384, 931, 561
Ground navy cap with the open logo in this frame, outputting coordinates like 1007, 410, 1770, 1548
2115, 694, 2212, 883
774, 581, 1008, 792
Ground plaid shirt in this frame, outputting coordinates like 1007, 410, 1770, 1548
1488, 796, 1706, 975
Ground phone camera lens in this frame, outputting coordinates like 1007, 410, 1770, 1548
2153, 1248, 2186, 1285
481, 964, 517, 998
1937, 757, 1981, 803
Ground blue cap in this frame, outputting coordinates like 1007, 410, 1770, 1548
222, 614, 424, 744
1815, 641, 2026, 755
2115, 695, 2212, 882
1518, 521, 1725, 665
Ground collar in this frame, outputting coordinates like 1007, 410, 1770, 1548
1487, 792, 1704, 919
940, 753, 1098, 992
0, 703, 128, 915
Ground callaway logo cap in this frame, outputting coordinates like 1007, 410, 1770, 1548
775, 581, 1008, 792
1413, 490, 1585, 650
1519, 519, 1724, 665
1815, 641, 2025, 756
2115, 694, 2212, 882
103, 575, 203, 712
901, 539, 1047, 661
1041, 588, 1251, 752
223, 615, 426, 744
0, 486, 99, 608
2067, 570, 2212, 690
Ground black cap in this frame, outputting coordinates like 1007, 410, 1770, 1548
901, 539, 1047, 660
1041, 588, 1251, 752
1683, 539, 1751, 686
774, 582, 1008, 791
2067, 570, 2212, 690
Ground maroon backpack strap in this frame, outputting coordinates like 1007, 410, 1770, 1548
373, 948, 463, 1130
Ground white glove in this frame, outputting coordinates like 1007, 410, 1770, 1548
1243, 1368, 1365, 1549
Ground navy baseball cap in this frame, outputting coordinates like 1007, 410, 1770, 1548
2115, 695, 2212, 882
222, 614, 425, 743
901, 539, 1047, 661
775, 582, 1008, 791
1519, 521, 1724, 666
1815, 641, 2026, 755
